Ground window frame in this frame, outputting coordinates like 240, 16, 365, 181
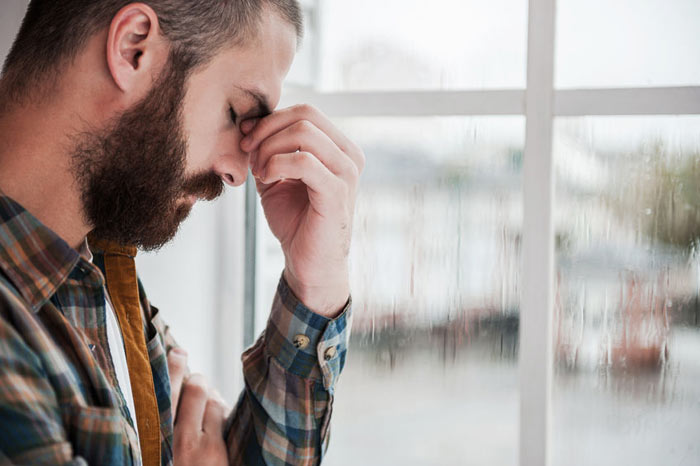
243, 1, 700, 464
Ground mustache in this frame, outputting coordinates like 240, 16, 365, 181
181, 171, 225, 201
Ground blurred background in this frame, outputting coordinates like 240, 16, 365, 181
2, 1, 699, 465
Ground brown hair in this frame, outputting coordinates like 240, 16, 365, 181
1, 0, 302, 103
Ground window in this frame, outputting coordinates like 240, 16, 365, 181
307, 0, 527, 91
556, 0, 700, 88
250, 1, 700, 465
552, 116, 700, 465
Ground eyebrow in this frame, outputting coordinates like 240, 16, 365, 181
237, 87, 272, 121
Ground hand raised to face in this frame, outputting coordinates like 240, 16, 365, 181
240, 104, 365, 317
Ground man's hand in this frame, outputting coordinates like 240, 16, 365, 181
168, 348, 228, 466
240, 105, 365, 317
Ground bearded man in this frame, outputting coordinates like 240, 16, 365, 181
0, 1, 363, 465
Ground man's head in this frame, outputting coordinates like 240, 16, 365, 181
2, 0, 302, 102
0, 1, 300, 250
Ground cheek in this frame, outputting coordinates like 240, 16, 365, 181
181, 105, 228, 171
211, 126, 243, 156
181, 81, 229, 169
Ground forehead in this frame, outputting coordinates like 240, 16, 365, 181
192, 11, 297, 110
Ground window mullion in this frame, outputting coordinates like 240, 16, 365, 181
520, 0, 557, 465
280, 89, 526, 116
280, 87, 700, 118
555, 86, 700, 116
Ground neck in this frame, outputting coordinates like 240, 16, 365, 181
0, 93, 92, 250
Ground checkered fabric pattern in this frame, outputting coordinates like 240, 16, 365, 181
0, 192, 351, 465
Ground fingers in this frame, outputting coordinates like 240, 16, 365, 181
172, 378, 230, 465
241, 104, 365, 173
202, 390, 227, 435
251, 120, 358, 181
167, 347, 188, 420
175, 374, 208, 435
174, 375, 229, 434
240, 118, 259, 135
259, 151, 341, 199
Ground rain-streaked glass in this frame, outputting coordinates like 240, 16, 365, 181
553, 116, 700, 466
288, 0, 527, 91
256, 117, 524, 465
556, 0, 700, 88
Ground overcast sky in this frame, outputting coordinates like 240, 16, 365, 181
316, 0, 700, 90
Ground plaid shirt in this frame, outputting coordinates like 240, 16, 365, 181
0, 192, 351, 465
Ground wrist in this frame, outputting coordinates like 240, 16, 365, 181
283, 268, 350, 318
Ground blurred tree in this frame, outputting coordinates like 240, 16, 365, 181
613, 142, 700, 249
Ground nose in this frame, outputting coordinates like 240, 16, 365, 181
215, 154, 249, 187
212, 118, 261, 187
221, 173, 237, 186
213, 141, 251, 188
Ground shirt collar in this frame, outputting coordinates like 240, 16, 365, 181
78, 237, 94, 263
0, 192, 85, 312
87, 234, 138, 258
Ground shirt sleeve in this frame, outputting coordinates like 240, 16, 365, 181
0, 305, 89, 465
140, 273, 352, 466
224, 274, 352, 466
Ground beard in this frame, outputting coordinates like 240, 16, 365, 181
71, 58, 224, 251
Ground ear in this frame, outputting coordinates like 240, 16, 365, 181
106, 3, 166, 93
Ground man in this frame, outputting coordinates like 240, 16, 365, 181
0, 0, 363, 465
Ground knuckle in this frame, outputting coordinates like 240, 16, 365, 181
347, 163, 360, 182
184, 376, 208, 399
292, 119, 314, 135
294, 103, 317, 118
296, 151, 314, 164
188, 384, 208, 401
347, 140, 361, 155
347, 143, 365, 171
167, 354, 186, 370
205, 398, 225, 416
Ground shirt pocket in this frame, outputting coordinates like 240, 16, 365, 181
67, 404, 133, 465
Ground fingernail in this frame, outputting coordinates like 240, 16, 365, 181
171, 347, 187, 357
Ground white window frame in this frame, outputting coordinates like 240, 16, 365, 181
244, 0, 700, 464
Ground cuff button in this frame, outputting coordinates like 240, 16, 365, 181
324, 346, 337, 361
293, 334, 310, 349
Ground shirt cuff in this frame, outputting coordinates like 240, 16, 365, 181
263, 273, 352, 392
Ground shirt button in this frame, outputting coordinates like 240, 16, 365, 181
293, 334, 310, 350
324, 346, 337, 361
